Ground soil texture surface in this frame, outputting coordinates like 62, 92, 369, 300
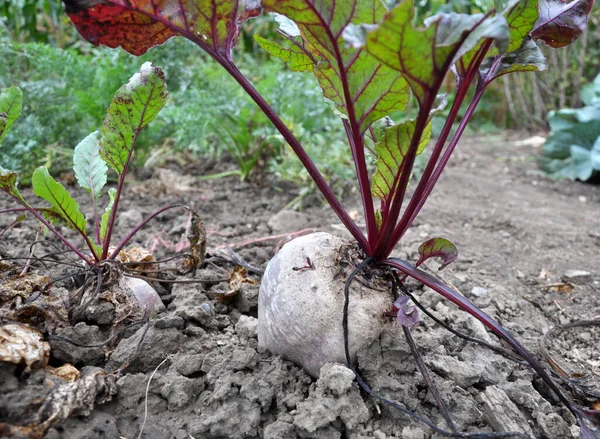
0, 133, 599, 439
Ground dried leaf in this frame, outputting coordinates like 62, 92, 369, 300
0, 367, 117, 438
187, 209, 206, 271
0, 323, 50, 372
113, 245, 157, 277
45, 364, 80, 382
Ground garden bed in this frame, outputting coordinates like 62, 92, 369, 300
1, 133, 599, 439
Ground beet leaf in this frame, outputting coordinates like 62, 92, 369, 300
371, 119, 432, 205
73, 131, 106, 200
100, 63, 167, 176
64, 0, 261, 58
416, 237, 458, 270
0, 87, 23, 146
253, 35, 314, 72
263, 0, 410, 135
100, 62, 168, 258
365, 3, 508, 105
32, 166, 94, 238
0, 167, 24, 202
100, 188, 116, 241
532, 0, 594, 48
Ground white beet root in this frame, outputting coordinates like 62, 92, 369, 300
258, 232, 393, 377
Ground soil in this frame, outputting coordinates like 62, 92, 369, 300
0, 133, 599, 439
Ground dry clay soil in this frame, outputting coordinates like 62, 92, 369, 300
0, 133, 599, 439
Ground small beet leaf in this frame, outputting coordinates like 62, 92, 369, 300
100, 63, 168, 177
100, 188, 117, 241
64, 0, 261, 58
31, 167, 88, 237
261, 0, 410, 135
73, 131, 106, 200
476, 1, 547, 81
417, 237, 458, 270
366, 2, 509, 106
0, 87, 23, 146
480, 37, 547, 80
371, 119, 432, 204
0, 166, 25, 202
531, 0, 594, 48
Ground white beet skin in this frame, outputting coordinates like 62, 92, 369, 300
258, 232, 393, 377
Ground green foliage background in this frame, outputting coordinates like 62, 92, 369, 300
1, 0, 599, 187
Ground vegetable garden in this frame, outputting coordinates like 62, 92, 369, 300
0, 1, 599, 438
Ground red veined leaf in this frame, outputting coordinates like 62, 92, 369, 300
416, 237, 458, 270
532, 0, 594, 48
64, 0, 261, 58
261, 0, 410, 135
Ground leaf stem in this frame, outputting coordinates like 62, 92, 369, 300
109, 203, 185, 260
344, 120, 378, 248
401, 84, 486, 250
374, 106, 431, 259
380, 40, 496, 258
218, 59, 371, 253
381, 257, 580, 421
4, 195, 94, 265
101, 79, 156, 259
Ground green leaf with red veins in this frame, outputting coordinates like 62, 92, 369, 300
504, 0, 538, 52
371, 119, 432, 203
254, 35, 315, 72
64, 0, 261, 58
480, 38, 547, 80
261, 0, 410, 134
32, 167, 88, 236
454, 15, 510, 79
0, 87, 22, 146
366, 2, 509, 106
100, 63, 168, 176
531, 0, 594, 48
417, 237, 458, 270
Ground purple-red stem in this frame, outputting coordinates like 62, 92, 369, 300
373, 106, 431, 259
395, 84, 487, 255
4, 196, 94, 265
218, 59, 371, 253
108, 203, 184, 260
344, 120, 378, 248
385, 79, 473, 251
101, 83, 155, 259
381, 257, 578, 416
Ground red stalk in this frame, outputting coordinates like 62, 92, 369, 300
4, 195, 95, 265
381, 257, 579, 419
373, 106, 431, 259
218, 60, 371, 253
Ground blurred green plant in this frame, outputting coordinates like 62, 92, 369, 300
540, 73, 600, 181
0, 0, 79, 46
0, 27, 352, 191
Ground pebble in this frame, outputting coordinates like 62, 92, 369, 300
471, 286, 488, 297
402, 426, 426, 439
562, 270, 592, 283
454, 273, 468, 283
235, 315, 259, 339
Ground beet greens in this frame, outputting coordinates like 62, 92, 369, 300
0, 63, 184, 266
61, 0, 597, 436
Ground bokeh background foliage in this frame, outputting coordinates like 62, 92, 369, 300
1, 0, 599, 186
